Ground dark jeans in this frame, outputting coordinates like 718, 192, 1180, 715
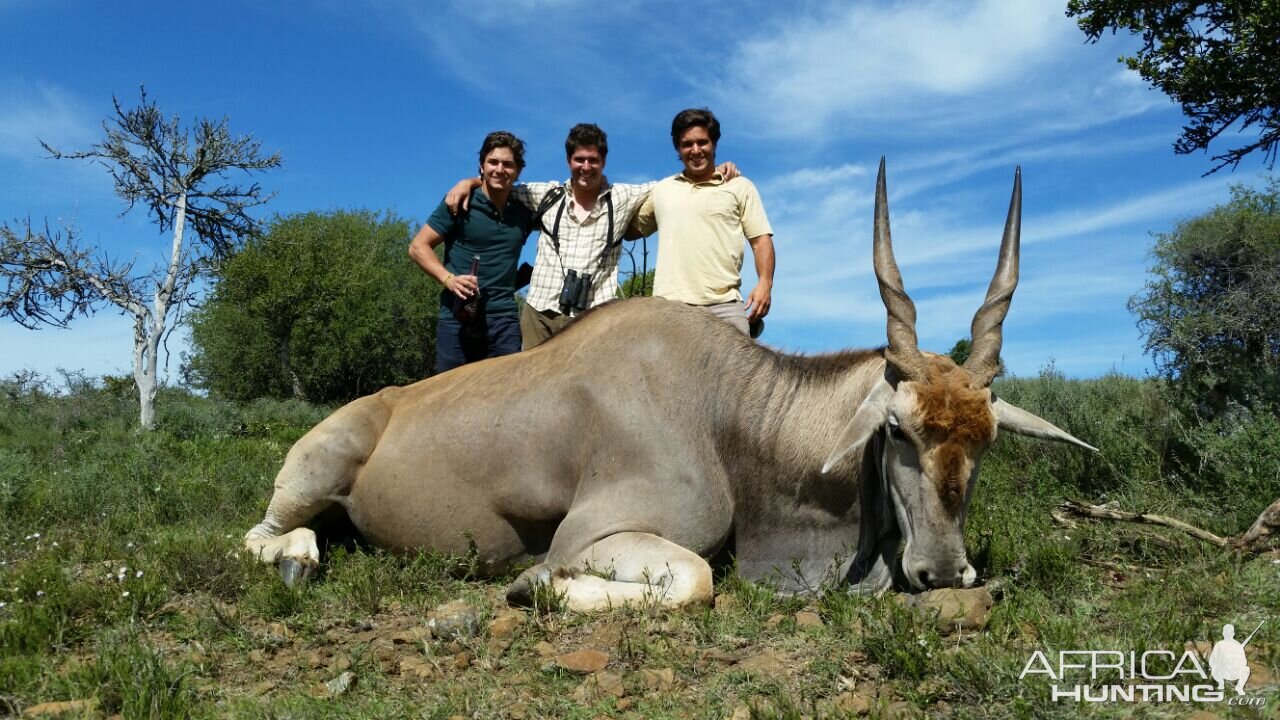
434, 314, 522, 374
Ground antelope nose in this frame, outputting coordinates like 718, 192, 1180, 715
918, 565, 976, 589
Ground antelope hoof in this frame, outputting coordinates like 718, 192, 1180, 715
278, 558, 316, 588
505, 564, 553, 606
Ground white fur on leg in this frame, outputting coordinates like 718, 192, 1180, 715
552, 532, 713, 611
244, 526, 319, 566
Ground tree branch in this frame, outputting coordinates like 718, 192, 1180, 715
1058, 497, 1280, 554
0, 219, 147, 326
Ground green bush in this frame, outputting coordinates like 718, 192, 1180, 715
186, 210, 441, 404
1129, 178, 1280, 415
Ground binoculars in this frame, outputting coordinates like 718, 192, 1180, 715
558, 269, 593, 314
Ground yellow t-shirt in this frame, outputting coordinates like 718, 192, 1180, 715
631, 173, 773, 305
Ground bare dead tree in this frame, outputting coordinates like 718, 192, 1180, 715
0, 88, 280, 429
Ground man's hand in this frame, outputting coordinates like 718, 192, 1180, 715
717, 162, 740, 181
445, 177, 482, 215
745, 233, 775, 322
744, 282, 772, 322
446, 273, 479, 300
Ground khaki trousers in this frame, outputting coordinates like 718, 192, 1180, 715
519, 304, 574, 350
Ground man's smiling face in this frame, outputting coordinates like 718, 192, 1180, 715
569, 145, 604, 195
480, 147, 520, 194
677, 126, 716, 181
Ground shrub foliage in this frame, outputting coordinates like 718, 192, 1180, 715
1129, 178, 1280, 415
185, 210, 440, 404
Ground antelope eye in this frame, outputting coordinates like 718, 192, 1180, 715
887, 416, 907, 441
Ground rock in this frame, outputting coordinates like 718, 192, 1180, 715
884, 700, 919, 719
488, 609, 526, 639
585, 621, 625, 649
795, 610, 824, 628
616, 697, 634, 711
399, 656, 437, 680
593, 670, 626, 698
699, 648, 740, 666
714, 594, 737, 611
901, 588, 993, 633
640, 667, 676, 692
829, 692, 871, 715
330, 655, 352, 673
1246, 659, 1276, 689
265, 622, 293, 640
22, 699, 97, 717
728, 704, 752, 720
247, 649, 267, 664
388, 628, 429, 645
452, 650, 473, 670
735, 649, 785, 677
557, 649, 610, 674
427, 599, 482, 641
488, 636, 514, 657
765, 613, 785, 630
374, 644, 400, 665
304, 650, 331, 668
325, 670, 356, 696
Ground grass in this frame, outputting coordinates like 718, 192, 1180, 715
0, 373, 1277, 718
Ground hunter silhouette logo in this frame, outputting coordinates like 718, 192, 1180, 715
1019, 619, 1268, 706
1209, 622, 1262, 695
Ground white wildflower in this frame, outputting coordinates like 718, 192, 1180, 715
126, 542, 135, 549
121, 591, 130, 598
0, 601, 6, 608
36, 591, 44, 597
135, 570, 143, 578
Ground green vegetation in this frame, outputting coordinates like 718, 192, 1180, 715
185, 210, 441, 404
1129, 178, 1280, 417
1, 370, 1275, 718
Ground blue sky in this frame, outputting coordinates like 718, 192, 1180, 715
0, 0, 1272, 382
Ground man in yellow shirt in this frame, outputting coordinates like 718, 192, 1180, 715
629, 108, 775, 336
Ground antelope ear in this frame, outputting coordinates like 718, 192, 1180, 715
992, 397, 1097, 452
823, 379, 894, 473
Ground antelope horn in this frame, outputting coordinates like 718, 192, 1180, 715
873, 158, 927, 382
964, 167, 1021, 387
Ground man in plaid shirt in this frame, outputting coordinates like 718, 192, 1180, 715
446, 124, 736, 349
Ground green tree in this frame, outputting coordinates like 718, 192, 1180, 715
619, 269, 655, 298
0, 89, 279, 429
948, 338, 972, 365
1129, 178, 1280, 414
1067, 1, 1280, 172
185, 210, 440, 404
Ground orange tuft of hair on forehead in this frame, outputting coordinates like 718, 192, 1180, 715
910, 357, 997, 513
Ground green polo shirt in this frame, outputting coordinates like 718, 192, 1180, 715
427, 188, 533, 319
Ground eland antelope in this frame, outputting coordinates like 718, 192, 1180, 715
244, 159, 1094, 610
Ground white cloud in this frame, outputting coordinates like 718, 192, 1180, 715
709, 0, 1156, 140
0, 82, 95, 161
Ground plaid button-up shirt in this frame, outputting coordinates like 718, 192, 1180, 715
512, 179, 656, 316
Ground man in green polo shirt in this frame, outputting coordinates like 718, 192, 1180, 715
629, 108, 775, 336
409, 131, 534, 373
